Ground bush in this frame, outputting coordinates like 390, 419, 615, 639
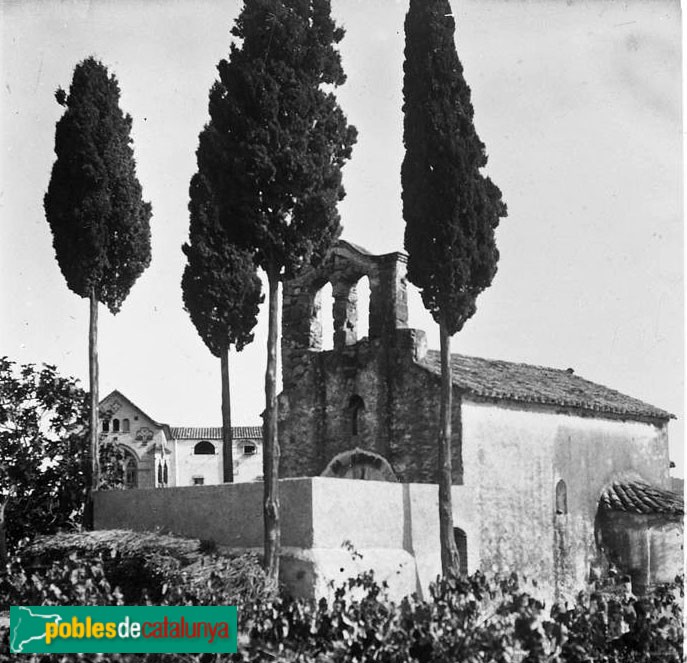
0, 532, 682, 663
235, 571, 683, 663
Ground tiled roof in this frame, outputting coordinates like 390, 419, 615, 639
600, 481, 684, 516
169, 426, 262, 440
417, 351, 672, 421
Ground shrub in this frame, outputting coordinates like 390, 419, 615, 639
235, 572, 683, 663
0, 553, 122, 608
0, 532, 681, 663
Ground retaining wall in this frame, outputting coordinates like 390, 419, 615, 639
94, 477, 475, 600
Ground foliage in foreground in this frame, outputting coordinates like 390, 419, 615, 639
0, 534, 682, 663
0, 359, 136, 556
236, 571, 683, 663
0, 358, 87, 553
3, 530, 272, 609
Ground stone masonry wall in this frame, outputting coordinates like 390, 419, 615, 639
388, 328, 463, 484
278, 242, 465, 482
280, 242, 411, 477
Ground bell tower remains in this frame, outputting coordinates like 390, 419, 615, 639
278, 240, 457, 483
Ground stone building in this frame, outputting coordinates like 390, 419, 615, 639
99, 390, 262, 487
277, 240, 683, 596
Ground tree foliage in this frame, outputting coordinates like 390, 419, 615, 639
195, 0, 356, 580
182, 174, 263, 359
182, 173, 264, 484
0, 358, 87, 551
402, 0, 507, 335
0, 358, 124, 554
401, 0, 508, 577
44, 57, 152, 513
44, 56, 152, 315
198, 0, 357, 278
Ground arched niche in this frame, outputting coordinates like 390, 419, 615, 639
556, 479, 568, 515
348, 394, 365, 437
321, 448, 397, 482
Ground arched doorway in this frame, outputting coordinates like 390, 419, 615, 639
321, 448, 397, 482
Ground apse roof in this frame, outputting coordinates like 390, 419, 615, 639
599, 481, 684, 515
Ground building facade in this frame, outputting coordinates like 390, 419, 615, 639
99, 390, 262, 487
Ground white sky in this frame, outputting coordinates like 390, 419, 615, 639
1, 0, 683, 476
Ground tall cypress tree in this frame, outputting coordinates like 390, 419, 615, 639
196, 0, 356, 582
182, 173, 263, 484
402, 0, 507, 575
44, 57, 152, 524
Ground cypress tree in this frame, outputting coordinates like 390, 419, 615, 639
44, 57, 152, 524
182, 173, 263, 484
195, 0, 356, 583
402, 0, 507, 575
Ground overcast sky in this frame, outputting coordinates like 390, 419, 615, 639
1, 0, 683, 475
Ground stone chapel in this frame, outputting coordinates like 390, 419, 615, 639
276, 240, 683, 596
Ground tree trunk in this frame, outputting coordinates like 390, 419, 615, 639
221, 349, 234, 483
0, 500, 8, 568
263, 267, 280, 585
84, 287, 100, 530
439, 317, 459, 575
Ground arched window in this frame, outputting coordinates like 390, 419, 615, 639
318, 282, 334, 351
122, 449, 137, 489
348, 395, 365, 437
556, 480, 568, 515
157, 463, 163, 486
122, 418, 130, 433
102, 420, 110, 433
356, 276, 370, 341
163, 461, 168, 486
194, 440, 215, 455
454, 528, 468, 576
112, 418, 120, 433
